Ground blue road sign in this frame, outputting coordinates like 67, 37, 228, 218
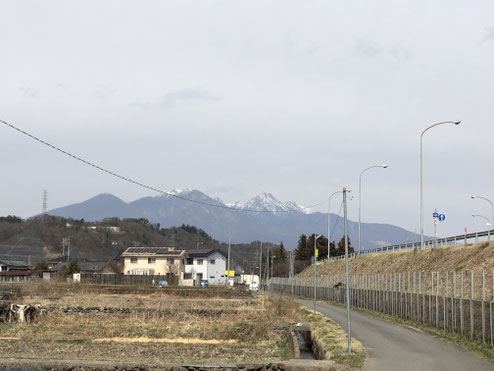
433, 212, 439, 218
438, 214, 446, 221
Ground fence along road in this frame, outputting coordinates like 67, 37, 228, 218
293, 297, 493, 371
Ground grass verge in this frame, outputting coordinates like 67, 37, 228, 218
297, 305, 366, 369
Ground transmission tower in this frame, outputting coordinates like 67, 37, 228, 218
42, 189, 48, 218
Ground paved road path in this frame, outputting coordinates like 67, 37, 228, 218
296, 298, 494, 371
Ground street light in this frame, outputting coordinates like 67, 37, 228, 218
420, 121, 461, 249
472, 214, 492, 241
313, 234, 322, 314
471, 196, 494, 235
358, 165, 388, 254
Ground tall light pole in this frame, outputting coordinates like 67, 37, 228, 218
358, 165, 388, 254
420, 121, 461, 249
471, 196, 494, 234
226, 232, 231, 286
343, 187, 352, 353
313, 234, 322, 314
472, 214, 492, 241
328, 191, 343, 261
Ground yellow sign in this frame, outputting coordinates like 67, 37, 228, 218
225, 270, 235, 277
315, 249, 319, 258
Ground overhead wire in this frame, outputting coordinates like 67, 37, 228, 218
1, 119, 331, 213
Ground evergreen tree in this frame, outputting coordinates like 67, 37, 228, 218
336, 236, 354, 256
273, 242, 287, 263
295, 234, 311, 261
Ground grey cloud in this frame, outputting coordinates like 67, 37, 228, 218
355, 40, 411, 60
484, 27, 494, 41
130, 88, 219, 109
96, 84, 117, 100
355, 40, 384, 57
306, 45, 320, 55
17, 87, 40, 98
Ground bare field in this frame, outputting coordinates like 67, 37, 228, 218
0, 282, 297, 366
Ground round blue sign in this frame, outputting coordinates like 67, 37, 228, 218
433, 212, 439, 218
438, 214, 446, 221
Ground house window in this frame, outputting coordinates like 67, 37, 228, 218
210, 259, 215, 265
130, 258, 138, 264
186, 258, 193, 265
148, 258, 156, 264
184, 273, 192, 279
167, 258, 175, 264
197, 259, 203, 265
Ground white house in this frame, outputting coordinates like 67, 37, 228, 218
184, 248, 227, 285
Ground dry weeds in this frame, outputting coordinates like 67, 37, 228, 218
298, 241, 494, 299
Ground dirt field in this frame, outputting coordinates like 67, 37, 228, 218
0, 282, 300, 367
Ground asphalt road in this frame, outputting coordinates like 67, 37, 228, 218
295, 298, 494, 371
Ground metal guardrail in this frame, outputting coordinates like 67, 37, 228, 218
329, 229, 494, 261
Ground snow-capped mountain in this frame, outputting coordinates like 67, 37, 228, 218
241, 192, 307, 213
47, 188, 416, 249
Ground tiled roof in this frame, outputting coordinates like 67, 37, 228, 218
0, 259, 29, 267
121, 247, 184, 256
50, 261, 109, 272
187, 248, 226, 258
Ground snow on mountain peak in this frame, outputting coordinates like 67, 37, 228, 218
241, 192, 307, 213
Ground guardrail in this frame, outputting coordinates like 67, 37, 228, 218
329, 229, 494, 261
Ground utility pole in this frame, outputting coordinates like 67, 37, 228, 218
67, 236, 71, 262
42, 189, 47, 219
313, 234, 322, 314
266, 245, 269, 283
289, 250, 294, 296
259, 242, 262, 290
271, 254, 274, 278
343, 187, 352, 353
226, 232, 231, 286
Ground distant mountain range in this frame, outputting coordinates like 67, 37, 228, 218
47, 189, 417, 249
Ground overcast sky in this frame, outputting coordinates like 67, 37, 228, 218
1, 1, 494, 238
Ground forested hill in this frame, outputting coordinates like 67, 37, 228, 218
0, 215, 276, 270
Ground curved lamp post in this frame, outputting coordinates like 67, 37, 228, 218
358, 165, 388, 254
471, 196, 494, 233
472, 214, 492, 241
420, 121, 461, 249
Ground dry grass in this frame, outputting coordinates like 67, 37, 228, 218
0, 288, 301, 366
297, 306, 366, 368
298, 241, 494, 299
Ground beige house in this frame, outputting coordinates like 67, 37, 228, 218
121, 247, 187, 279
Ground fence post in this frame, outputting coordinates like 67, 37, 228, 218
431, 272, 434, 325
471, 270, 474, 340
436, 271, 439, 328
461, 270, 464, 335
413, 272, 416, 321
445, 272, 448, 330
482, 270, 486, 343
453, 271, 457, 333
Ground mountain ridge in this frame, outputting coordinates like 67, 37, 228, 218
47, 189, 417, 249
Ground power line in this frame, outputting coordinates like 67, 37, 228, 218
330, 200, 344, 241
1, 119, 328, 213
